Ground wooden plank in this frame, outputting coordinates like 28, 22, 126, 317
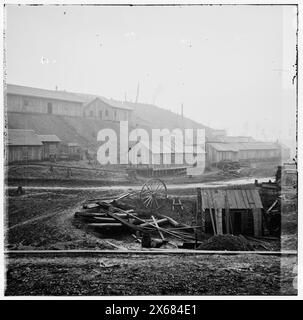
159, 215, 180, 227
214, 189, 225, 209
200, 190, 208, 210
126, 212, 196, 241
226, 190, 237, 209
225, 194, 230, 234
88, 223, 123, 228
151, 216, 165, 240
209, 209, 216, 235
208, 189, 216, 210
215, 209, 223, 235
250, 189, 263, 209
104, 240, 128, 250
75, 211, 132, 219
238, 190, 247, 209
105, 210, 145, 232
205, 189, 213, 209
241, 210, 249, 234
252, 208, 262, 237
246, 189, 256, 209
232, 190, 243, 209
207, 190, 217, 235
240, 189, 250, 209
140, 218, 168, 228
196, 188, 205, 236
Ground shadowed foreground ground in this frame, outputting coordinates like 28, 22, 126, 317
5, 253, 297, 296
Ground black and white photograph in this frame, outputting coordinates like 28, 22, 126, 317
1, 1, 300, 299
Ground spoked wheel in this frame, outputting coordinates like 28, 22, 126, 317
140, 178, 168, 210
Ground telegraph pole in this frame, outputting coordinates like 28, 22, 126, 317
135, 82, 140, 103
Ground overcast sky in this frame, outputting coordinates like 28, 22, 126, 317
5, 4, 297, 152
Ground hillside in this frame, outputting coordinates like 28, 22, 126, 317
7, 112, 124, 152
6, 102, 220, 151
127, 101, 219, 139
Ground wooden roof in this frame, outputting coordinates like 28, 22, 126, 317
208, 142, 281, 152
199, 188, 263, 210
7, 129, 43, 146
7, 84, 84, 103
7, 84, 133, 111
38, 134, 61, 143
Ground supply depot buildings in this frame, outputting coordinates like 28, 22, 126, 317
5, 83, 290, 168
5, 84, 133, 122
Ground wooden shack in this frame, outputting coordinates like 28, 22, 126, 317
7, 129, 43, 163
38, 134, 61, 160
196, 188, 263, 237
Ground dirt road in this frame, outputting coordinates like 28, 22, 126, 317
7, 176, 273, 191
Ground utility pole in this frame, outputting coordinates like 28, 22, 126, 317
181, 103, 185, 164
135, 82, 140, 103
181, 103, 185, 134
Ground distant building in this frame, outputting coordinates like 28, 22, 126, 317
83, 97, 132, 121
215, 136, 256, 143
6, 84, 84, 117
206, 142, 283, 164
7, 129, 43, 163
37, 134, 61, 160
6, 84, 133, 122
128, 137, 206, 175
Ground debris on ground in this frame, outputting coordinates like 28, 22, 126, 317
74, 192, 198, 248
196, 234, 254, 251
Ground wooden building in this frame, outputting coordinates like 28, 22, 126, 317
6, 84, 84, 117
206, 142, 282, 164
6, 84, 133, 122
83, 97, 132, 121
37, 134, 61, 160
128, 136, 206, 175
197, 188, 263, 237
214, 136, 255, 143
7, 129, 43, 163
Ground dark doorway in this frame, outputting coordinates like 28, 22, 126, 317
233, 212, 242, 235
47, 102, 53, 114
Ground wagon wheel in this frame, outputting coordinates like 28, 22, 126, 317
140, 178, 168, 210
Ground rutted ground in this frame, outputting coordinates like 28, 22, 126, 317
6, 189, 122, 250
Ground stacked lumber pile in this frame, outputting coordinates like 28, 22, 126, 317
217, 160, 241, 177
74, 193, 198, 246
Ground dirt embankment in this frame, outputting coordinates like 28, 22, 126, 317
6, 159, 279, 188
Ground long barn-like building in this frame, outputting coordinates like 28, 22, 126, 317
6, 84, 133, 122
206, 141, 284, 164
